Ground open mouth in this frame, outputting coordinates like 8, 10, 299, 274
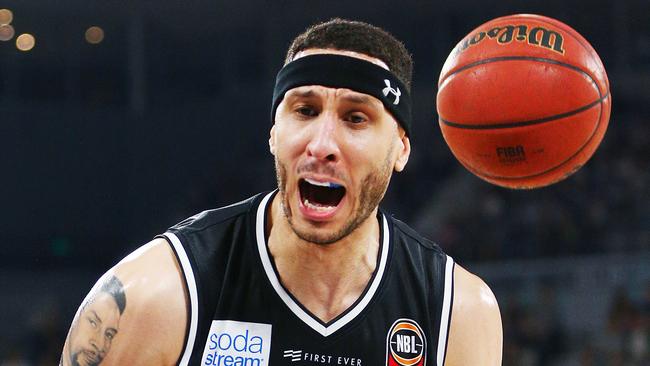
298, 177, 346, 212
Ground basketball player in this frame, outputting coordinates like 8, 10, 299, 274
61, 19, 502, 366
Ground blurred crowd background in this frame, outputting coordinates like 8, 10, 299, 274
1, 0, 648, 365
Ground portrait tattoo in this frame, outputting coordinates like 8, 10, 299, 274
66, 275, 126, 366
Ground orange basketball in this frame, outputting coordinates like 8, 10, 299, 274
436, 14, 611, 189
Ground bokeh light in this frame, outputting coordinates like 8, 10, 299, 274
0, 24, 14, 41
0, 9, 13, 25
85, 26, 104, 44
16, 33, 35, 51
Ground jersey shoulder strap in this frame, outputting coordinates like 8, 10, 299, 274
387, 214, 455, 366
157, 192, 268, 366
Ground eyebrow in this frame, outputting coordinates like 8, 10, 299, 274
287, 88, 376, 105
340, 93, 373, 105
286, 89, 317, 99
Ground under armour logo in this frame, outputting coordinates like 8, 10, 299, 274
382, 79, 401, 105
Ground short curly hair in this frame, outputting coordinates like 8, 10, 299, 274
285, 18, 413, 91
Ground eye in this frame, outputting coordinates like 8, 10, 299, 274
105, 331, 116, 340
87, 317, 97, 328
295, 106, 318, 117
346, 112, 368, 124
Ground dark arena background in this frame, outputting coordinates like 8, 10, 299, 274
1, 1, 648, 365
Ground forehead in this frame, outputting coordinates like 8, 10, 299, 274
85, 292, 120, 315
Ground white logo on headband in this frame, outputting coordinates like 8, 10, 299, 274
382, 79, 401, 105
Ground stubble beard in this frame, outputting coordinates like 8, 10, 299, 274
274, 148, 394, 245
71, 351, 102, 366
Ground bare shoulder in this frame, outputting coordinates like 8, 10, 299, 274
61, 238, 188, 366
445, 264, 502, 366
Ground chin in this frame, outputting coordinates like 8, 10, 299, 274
289, 203, 372, 245
291, 223, 349, 245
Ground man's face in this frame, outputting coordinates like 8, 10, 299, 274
270, 49, 410, 244
68, 292, 121, 366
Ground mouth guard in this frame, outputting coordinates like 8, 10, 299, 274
305, 178, 343, 189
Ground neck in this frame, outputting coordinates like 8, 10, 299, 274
266, 194, 381, 322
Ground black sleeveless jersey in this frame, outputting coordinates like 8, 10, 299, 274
159, 191, 455, 366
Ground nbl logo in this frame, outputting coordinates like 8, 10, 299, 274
386, 319, 427, 366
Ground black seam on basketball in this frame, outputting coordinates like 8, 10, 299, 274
460, 96, 605, 183
438, 56, 607, 129
533, 16, 610, 93
440, 91, 609, 130
441, 56, 592, 84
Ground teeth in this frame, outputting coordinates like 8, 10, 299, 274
303, 199, 336, 212
305, 178, 343, 189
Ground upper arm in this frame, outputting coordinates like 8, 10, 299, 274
61, 238, 189, 366
444, 265, 502, 366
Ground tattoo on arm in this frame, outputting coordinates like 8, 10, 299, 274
64, 275, 126, 366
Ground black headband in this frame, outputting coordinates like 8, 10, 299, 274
271, 54, 412, 136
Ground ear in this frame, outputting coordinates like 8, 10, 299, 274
269, 125, 277, 156
393, 131, 411, 172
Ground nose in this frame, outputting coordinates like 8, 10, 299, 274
305, 111, 341, 162
89, 329, 106, 353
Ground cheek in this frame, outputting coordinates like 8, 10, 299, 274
78, 319, 93, 334
70, 321, 90, 349
345, 135, 387, 170
104, 335, 114, 348
275, 128, 306, 161
68, 323, 80, 348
